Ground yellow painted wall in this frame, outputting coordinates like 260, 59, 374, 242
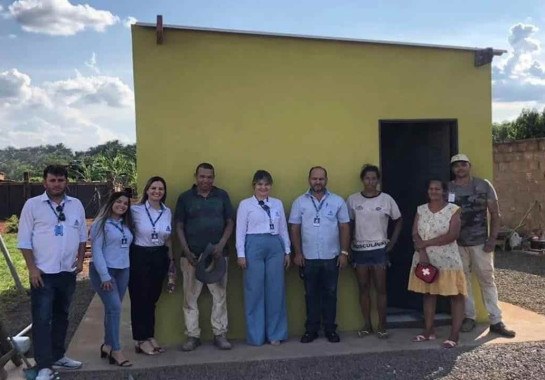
132, 25, 493, 344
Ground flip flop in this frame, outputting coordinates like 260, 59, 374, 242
412, 334, 437, 342
442, 339, 458, 349
357, 328, 372, 337
376, 330, 390, 339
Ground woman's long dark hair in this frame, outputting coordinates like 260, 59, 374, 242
94, 191, 134, 237
138, 176, 167, 204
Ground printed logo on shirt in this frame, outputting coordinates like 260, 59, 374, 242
74, 220, 79, 227
166, 225, 171, 232
356, 205, 364, 211
352, 241, 388, 251
375, 207, 382, 211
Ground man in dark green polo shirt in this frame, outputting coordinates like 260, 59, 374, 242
175, 163, 235, 351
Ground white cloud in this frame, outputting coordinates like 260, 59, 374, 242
84, 52, 99, 74
123, 16, 137, 29
0, 68, 134, 149
492, 22, 545, 120
8, 34, 17, 39
8, 0, 119, 36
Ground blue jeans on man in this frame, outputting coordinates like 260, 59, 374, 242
31, 272, 76, 370
303, 257, 339, 334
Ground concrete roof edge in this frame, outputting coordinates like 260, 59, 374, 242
134, 22, 507, 55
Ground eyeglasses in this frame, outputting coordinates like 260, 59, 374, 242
56, 205, 66, 222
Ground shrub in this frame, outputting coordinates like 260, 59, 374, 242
4, 214, 19, 233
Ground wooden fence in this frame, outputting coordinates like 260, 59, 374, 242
0, 181, 112, 219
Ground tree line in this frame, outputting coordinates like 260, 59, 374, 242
0, 140, 136, 190
493, 108, 545, 143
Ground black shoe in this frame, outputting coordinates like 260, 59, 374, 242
300, 331, 318, 343
325, 331, 340, 343
489, 322, 516, 338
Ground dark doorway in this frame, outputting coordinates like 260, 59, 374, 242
380, 119, 457, 313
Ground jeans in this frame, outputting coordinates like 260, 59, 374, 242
180, 257, 228, 338
303, 257, 339, 333
89, 263, 130, 351
244, 234, 288, 346
31, 271, 76, 370
128, 245, 169, 341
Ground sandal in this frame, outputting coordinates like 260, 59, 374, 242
148, 338, 166, 353
100, 343, 109, 359
109, 351, 133, 367
442, 339, 458, 349
376, 330, 390, 339
357, 327, 372, 337
412, 334, 437, 342
135, 340, 157, 355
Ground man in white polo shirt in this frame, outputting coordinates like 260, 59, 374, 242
18, 165, 87, 380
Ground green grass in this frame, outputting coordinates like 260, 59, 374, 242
0, 233, 29, 292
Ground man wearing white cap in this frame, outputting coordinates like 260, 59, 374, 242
448, 154, 515, 337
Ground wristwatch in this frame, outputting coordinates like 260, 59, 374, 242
341, 250, 349, 256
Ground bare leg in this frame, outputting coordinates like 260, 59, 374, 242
371, 266, 388, 331
355, 266, 372, 330
423, 294, 437, 337
449, 294, 465, 342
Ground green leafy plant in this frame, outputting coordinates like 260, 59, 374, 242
4, 214, 19, 233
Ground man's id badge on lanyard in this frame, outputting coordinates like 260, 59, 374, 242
313, 217, 320, 227
54, 224, 63, 236
269, 223, 275, 231
121, 238, 128, 248
151, 232, 159, 244
448, 192, 456, 203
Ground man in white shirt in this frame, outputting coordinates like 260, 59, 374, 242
18, 165, 87, 380
289, 166, 350, 343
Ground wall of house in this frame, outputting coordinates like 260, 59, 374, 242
493, 138, 545, 234
132, 25, 494, 343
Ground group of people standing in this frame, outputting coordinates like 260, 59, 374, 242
17, 153, 515, 379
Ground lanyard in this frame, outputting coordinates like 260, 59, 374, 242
255, 196, 273, 226
145, 204, 164, 231
46, 198, 65, 223
310, 193, 327, 216
108, 220, 126, 239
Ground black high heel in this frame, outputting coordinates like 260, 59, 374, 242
109, 350, 133, 367
100, 343, 108, 359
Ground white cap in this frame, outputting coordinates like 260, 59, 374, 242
450, 153, 470, 164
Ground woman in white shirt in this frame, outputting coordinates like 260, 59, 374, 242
236, 170, 291, 346
346, 164, 402, 339
90, 191, 134, 367
129, 176, 173, 355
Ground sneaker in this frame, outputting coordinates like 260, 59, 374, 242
180, 337, 201, 351
489, 322, 516, 338
461, 318, 476, 333
36, 368, 56, 380
325, 331, 340, 343
300, 331, 318, 343
52, 356, 82, 369
214, 334, 232, 350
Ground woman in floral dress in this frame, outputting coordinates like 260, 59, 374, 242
408, 179, 466, 349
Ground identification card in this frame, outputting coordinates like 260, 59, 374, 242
313, 217, 320, 227
151, 232, 159, 244
269, 223, 275, 231
121, 238, 128, 248
54, 224, 63, 236
448, 192, 456, 203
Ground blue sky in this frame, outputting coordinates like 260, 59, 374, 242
1, 0, 545, 149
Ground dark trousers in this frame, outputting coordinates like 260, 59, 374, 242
128, 245, 169, 341
31, 271, 76, 370
303, 258, 339, 334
